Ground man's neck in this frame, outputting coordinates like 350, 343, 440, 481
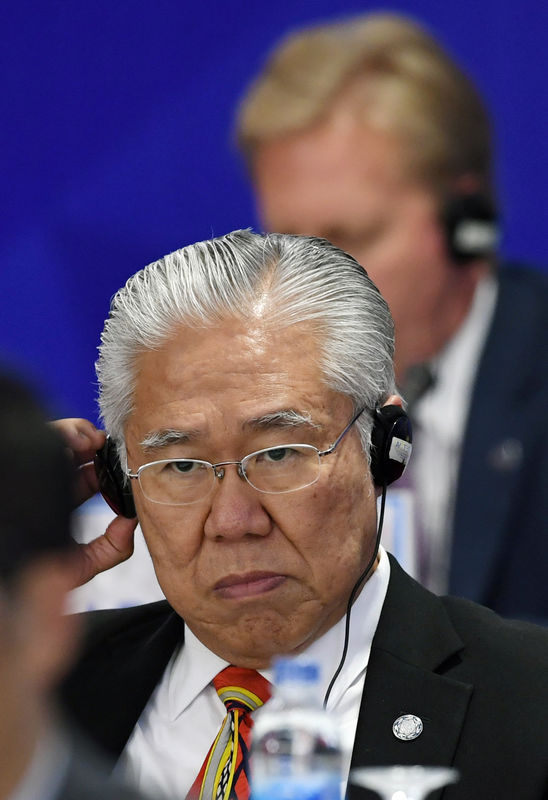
395, 262, 491, 383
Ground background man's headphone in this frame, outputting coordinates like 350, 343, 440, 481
94, 404, 412, 518
442, 192, 499, 264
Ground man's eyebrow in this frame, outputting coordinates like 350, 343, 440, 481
245, 410, 321, 431
139, 429, 200, 454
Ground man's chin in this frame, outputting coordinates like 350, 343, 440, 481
189, 603, 321, 667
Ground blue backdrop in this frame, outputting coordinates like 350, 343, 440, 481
3, 0, 547, 423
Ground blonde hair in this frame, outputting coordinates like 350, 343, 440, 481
236, 13, 493, 201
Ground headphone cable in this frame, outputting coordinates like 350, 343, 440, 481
323, 481, 387, 709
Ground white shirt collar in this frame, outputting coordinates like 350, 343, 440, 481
414, 273, 498, 446
166, 626, 229, 721
165, 546, 390, 721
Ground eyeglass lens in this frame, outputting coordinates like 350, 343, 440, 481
137, 444, 322, 505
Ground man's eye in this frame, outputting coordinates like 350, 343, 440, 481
265, 447, 289, 462
169, 460, 199, 474
260, 447, 304, 464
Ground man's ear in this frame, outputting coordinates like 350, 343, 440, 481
11, 556, 81, 691
383, 394, 403, 410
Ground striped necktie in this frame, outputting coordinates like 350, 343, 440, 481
187, 666, 271, 800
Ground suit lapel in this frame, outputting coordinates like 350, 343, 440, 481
450, 268, 535, 601
348, 557, 473, 799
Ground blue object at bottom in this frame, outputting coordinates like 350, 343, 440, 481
252, 775, 341, 800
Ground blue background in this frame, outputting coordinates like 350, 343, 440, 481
2, 1, 547, 423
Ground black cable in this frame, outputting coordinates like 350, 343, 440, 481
323, 481, 388, 709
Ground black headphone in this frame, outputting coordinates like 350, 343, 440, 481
94, 404, 412, 518
94, 438, 136, 519
370, 404, 412, 487
442, 192, 499, 264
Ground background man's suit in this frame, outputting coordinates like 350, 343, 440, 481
61, 556, 548, 799
448, 264, 548, 620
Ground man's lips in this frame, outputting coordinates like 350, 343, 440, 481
214, 571, 286, 599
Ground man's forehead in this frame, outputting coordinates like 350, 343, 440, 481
131, 318, 327, 402
135, 317, 320, 368
125, 314, 348, 444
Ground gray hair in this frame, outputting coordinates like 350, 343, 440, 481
96, 230, 396, 466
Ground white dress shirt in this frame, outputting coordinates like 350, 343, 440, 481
118, 547, 391, 800
411, 274, 498, 594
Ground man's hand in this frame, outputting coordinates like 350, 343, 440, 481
52, 417, 106, 506
52, 418, 138, 587
74, 514, 138, 587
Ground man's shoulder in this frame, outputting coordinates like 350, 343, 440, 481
437, 594, 548, 722
382, 555, 548, 675
442, 592, 548, 658
76, 600, 174, 636
74, 599, 177, 649
65, 598, 183, 699
498, 260, 548, 289
473, 262, 548, 402
496, 262, 548, 329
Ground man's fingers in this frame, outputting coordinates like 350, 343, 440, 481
51, 418, 107, 506
51, 418, 137, 587
74, 516, 138, 587
51, 418, 106, 467
75, 462, 101, 507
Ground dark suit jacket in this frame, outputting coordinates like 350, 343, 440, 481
61, 556, 548, 800
450, 264, 548, 621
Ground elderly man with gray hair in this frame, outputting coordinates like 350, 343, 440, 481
58, 230, 548, 800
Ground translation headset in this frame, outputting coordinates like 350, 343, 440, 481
93, 404, 412, 519
370, 404, 412, 486
94, 438, 136, 519
442, 191, 499, 264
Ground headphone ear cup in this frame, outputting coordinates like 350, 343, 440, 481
442, 192, 499, 264
370, 405, 413, 487
93, 436, 136, 519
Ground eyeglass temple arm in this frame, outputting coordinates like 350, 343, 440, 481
318, 407, 367, 457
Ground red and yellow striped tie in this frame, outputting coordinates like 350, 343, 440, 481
187, 666, 271, 800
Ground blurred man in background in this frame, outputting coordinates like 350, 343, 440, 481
0, 371, 150, 800
235, 12, 548, 620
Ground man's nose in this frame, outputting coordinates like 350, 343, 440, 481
203, 464, 272, 540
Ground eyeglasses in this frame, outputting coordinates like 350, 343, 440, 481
126, 407, 366, 506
